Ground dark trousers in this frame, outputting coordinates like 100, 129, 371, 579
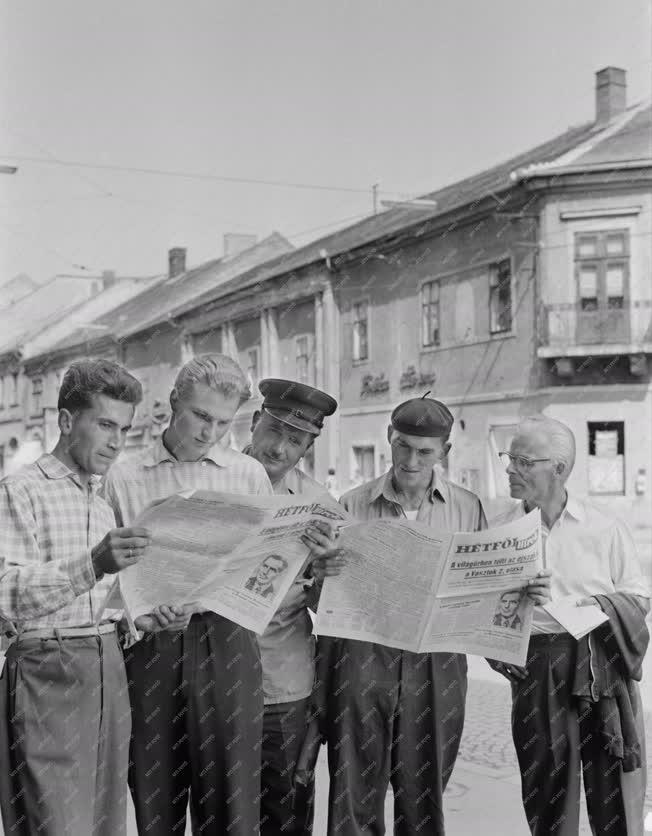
0, 632, 131, 836
320, 638, 467, 836
124, 612, 263, 836
261, 697, 315, 836
512, 633, 647, 836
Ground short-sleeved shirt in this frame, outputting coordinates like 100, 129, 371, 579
493, 495, 651, 633
243, 446, 325, 705
0, 454, 117, 633
340, 468, 487, 533
102, 436, 272, 527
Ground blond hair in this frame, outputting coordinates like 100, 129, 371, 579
173, 354, 251, 405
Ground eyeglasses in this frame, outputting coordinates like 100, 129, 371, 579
498, 452, 551, 471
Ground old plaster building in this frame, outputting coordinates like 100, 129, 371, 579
22, 68, 651, 539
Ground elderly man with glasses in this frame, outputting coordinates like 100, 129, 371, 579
491, 414, 650, 836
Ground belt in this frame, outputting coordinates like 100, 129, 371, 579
18, 622, 118, 640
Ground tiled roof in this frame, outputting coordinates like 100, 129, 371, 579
0, 277, 99, 353
37, 99, 651, 354
46, 232, 293, 354
178, 102, 651, 313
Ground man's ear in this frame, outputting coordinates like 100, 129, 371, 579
251, 410, 262, 434
169, 388, 178, 413
442, 441, 452, 459
58, 408, 74, 437
386, 425, 394, 445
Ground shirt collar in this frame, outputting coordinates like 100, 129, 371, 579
519, 492, 585, 525
143, 434, 230, 468
242, 444, 300, 495
369, 468, 446, 506
36, 453, 102, 489
562, 493, 584, 522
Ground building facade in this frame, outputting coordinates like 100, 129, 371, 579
18, 69, 651, 541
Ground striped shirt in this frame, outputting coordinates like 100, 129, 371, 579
0, 454, 118, 633
102, 434, 272, 527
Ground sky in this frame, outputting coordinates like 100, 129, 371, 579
1, 0, 650, 285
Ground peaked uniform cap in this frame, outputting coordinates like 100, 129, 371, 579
258, 378, 337, 435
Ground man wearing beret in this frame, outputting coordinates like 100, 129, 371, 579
318, 395, 550, 836
244, 378, 344, 836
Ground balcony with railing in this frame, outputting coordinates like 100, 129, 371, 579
538, 299, 652, 358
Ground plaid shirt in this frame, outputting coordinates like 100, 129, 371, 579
101, 434, 272, 528
0, 454, 118, 633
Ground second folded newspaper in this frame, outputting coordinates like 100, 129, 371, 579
115, 489, 349, 635
315, 509, 542, 665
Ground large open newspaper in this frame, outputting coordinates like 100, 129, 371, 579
315, 510, 542, 665
114, 490, 349, 635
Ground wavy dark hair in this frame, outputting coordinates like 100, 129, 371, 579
57, 359, 142, 413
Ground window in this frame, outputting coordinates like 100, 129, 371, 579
489, 259, 512, 334
295, 334, 314, 384
0, 376, 4, 408
31, 378, 43, 414
246, 348, 259, 388
352, 301, 368, 361
588, 421, 625, 495
10, 373, 18, 406
421, 281, 440, 347
488, 424, 518, 498
352, 445, 375, 484
575, 230, 629, 343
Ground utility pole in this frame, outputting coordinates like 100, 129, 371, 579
372, 183, 379, 215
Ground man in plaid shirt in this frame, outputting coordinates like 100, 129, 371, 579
0, 359, 163, 836
102, 354, 339, 836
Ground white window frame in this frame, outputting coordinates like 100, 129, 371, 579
420, 279, 440, 347
294, 333, 314, 385
489, 257, 514, 335
10, 373, 19, 406
31, 377, 43, 415
350, 443, 376, 485
246, 347, 260, 389
352, 299, 369, 363
587, 420, 625, 496
486, 420, 519, 499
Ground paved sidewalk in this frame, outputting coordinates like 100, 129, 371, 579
2, 659, 649, 834
121, 663, 652, 835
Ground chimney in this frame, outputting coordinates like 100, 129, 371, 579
223, 233, 257, 258
101, 269, 117, 290
595, 67, 626, 125
168, 247, 187, 278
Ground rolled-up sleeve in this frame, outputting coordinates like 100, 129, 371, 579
0, 482, 96, 624
609, 519, 651, 599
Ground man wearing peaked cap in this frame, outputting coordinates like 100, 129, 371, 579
316, 393, 551, 836
243, 378, 342, 836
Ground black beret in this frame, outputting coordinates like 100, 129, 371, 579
391, 394, 453, 438
258, 378, 337, 435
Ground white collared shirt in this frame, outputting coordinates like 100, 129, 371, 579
493, 495, 650, 633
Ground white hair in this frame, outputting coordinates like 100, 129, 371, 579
173, 354, 251, 405
517, 414, 576, 478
